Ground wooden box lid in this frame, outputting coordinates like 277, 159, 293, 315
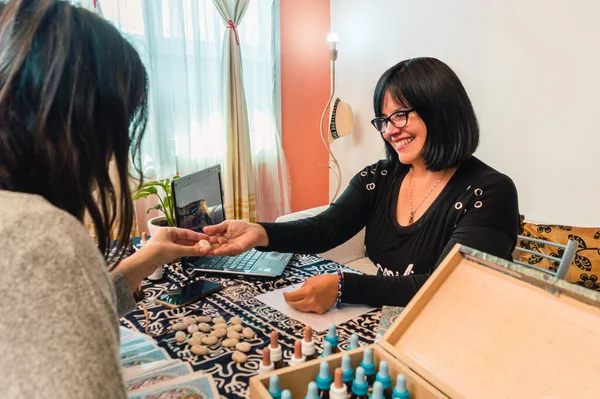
378, 245, 600, 399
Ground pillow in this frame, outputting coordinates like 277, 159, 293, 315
518, 220, 600, 291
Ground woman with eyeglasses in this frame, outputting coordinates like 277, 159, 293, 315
204, 57, 520, 313
0, 1, 211, 396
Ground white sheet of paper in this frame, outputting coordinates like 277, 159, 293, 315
255, 283, 376, 332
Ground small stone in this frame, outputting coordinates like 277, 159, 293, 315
175, 331, 187, 343
182, 317, 196, 325
210, 329, 227, 339
172, 323, 189, 332
191, 345, 209, 356
212, 317, 226, 325
198, 239, 212, 249
213, 323, 227, 330
195, 316, 212, 323
242, 327, 255, 340
232, 351, 247, 363
192, 332, 206, 340
222, 338, 239, 348
187, 324, 199, 334
198, 323, 211, 333
187, 338, 203, 347
227, 331, 241, 340
229, 317, 243, 325
227, 325, 243, 333
202, 336, 218, 346
235, 342, 251, 353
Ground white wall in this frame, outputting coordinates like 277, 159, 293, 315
330, 0, 600, 226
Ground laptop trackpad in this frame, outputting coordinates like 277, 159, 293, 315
264, 252, 285, 261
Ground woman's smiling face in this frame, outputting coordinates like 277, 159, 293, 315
380, 91, 427, 167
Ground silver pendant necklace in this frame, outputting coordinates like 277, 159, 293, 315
408, 168, 446, 225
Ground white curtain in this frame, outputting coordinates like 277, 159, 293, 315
100, 0, 290, 221
212, 0, 257, 222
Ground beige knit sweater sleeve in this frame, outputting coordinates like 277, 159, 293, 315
0, 191, 136, 399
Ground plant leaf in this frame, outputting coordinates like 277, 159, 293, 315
132, 188, 157, 200
146, 204, 163, 214
138, 180, 162, 189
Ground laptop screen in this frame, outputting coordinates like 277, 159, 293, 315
172, 165, 225, 233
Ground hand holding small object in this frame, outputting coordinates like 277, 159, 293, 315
202, 220, 268, 256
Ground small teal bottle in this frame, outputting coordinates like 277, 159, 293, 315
360, 348, 376, 386
348, 333, 360, 350
370, 381, 384, 399
350, 366, 369, 399
321, 341, 333, 358
325, 324, 340, 353
305, 381, 319, 399
281, 389, 292, 399
392, 374, 409, 399
269, 374, 283, 399
316, 361, 333, 399
341, 354, 354, 392
375, 361, 392, 399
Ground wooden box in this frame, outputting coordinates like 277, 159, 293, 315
249, 245, 600, 398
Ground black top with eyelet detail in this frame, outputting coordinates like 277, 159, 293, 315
257, 156, 520, 307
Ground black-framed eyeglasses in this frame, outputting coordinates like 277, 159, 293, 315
370, 109, 415, 133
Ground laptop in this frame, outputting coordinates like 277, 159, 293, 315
171, 165, 292, 279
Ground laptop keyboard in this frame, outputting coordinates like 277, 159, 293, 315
192, 249, 263, 272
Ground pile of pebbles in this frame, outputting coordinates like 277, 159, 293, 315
171, 315, 256, 363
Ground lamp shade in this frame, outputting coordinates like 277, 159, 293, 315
328, 97, 353, 144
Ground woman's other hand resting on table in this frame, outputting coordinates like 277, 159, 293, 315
118, 227, 211, 291
283, 274, 339, 314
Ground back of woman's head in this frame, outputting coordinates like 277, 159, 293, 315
0, 0, 148, 261
373, 57, 479, 171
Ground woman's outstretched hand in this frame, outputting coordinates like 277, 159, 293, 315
202, 220, 269, 256
118, 227, 211, 292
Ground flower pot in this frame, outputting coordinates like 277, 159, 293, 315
147, 216, 169, 238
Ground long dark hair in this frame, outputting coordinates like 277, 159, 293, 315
0, 0, 148, 263
373, 57, 479, 171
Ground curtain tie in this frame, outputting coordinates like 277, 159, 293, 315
226, 20, 240, 45
93, 0, 97, 7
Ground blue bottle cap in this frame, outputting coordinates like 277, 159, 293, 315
371, 381, 384, 399
305, 381, 319, 399
352, 366, 369, 396
392, 374, 409, 399
360, 347, 375, 376
341, 355, 354, 382
269, 374, 282, 398
376, 360, 392, 389
348, 333, 360, 350
321, 341, 332, 358
325, 324, 339, 347
316, 361, 332, 391
281, 389, 292, 399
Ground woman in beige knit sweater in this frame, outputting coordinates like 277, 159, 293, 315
0, 1, 209, 397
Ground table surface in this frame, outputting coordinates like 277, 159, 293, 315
120, 254, 381, 398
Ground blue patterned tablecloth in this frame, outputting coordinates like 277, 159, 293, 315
120, 254, 381, 398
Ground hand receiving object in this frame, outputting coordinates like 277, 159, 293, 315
141, 227, 211, 266
283, 274, 339, 314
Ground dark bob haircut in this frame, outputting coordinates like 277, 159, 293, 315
373, 57, 479, 171
0, 0, 148, 263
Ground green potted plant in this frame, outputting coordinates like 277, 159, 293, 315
132, 176, 179, 237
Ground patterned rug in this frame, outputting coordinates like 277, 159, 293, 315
120, 254, 381, 398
